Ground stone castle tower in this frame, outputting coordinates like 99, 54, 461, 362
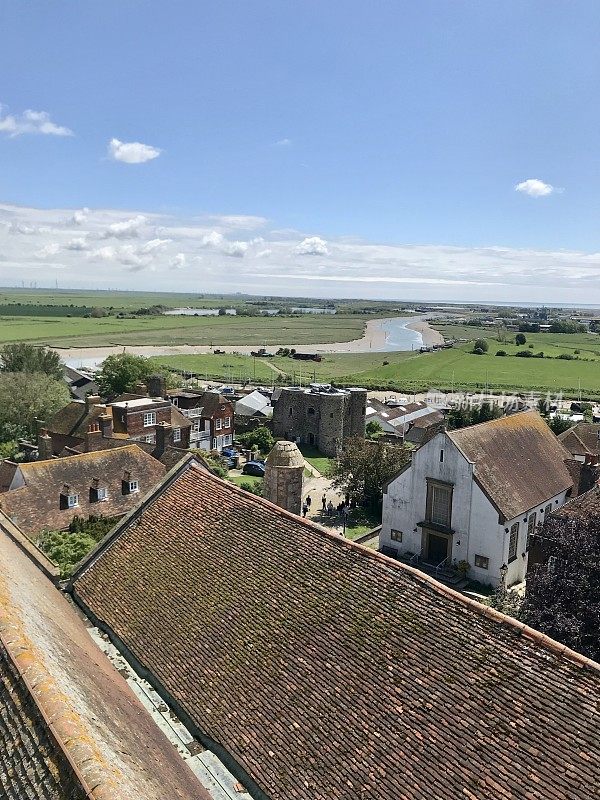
263, 441, 304, 515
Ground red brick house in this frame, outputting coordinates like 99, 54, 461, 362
167, 389, 234, 451
42, 394, 191, 456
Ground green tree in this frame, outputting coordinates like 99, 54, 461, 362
237, 425, 275, 454
330, 437, 410, 507
473, 338, 488, 353
0, 372, 70, 440
96, 353, 153, 395
547, 416, 573, 436
0, 343, 63, 380
515, 333, 527, 346
366, 420, 384, 440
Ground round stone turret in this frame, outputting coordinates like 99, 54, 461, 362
263, 441, 304, 515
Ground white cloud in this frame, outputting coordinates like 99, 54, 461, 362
35, 243, 60, 258
295, 236, 329, 256
0, 105, 73, 137
64, 237, 88, 251
207, 214, 268, 231
8, 223, 38, 235
199, 230, 225, 248
102, 215, 147, 239
274, 138, 292, 147
140, 238, 171, 253
170, 253, 186, 269
71, 208, 89, 225
5, 201, 600, 303
515, 178, 556, 197
108, 138, 161, 164
223, 240, 248, 258
198, 229, 249, 257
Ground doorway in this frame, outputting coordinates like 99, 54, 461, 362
426, 532, 450, 565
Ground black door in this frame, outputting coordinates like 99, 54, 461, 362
427, 533, 448, 564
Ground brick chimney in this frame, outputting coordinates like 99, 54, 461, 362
99, 413, 114, 439
85, 421, 103, 452
134, 382, 149, 396
147, 374, 167, 399
37, 430, 53, 461
155, 421, 172, 455
85, 394, 101, 410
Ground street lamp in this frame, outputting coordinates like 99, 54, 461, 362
499, 562, 508, 588
342, 506, 349, 538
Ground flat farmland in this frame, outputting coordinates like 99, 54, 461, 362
0, 313, 369, 347
154, 333, 600, 398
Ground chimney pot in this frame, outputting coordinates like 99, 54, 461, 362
85, 394, 101, 410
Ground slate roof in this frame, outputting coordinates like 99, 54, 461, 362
71, 462, 600, 800
559, 422, 600, 457
0, 513, 206, 800
0, 446, 166, 536
448, 411, 574, 520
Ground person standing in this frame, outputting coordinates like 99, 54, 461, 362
306, 494, 312, 510
302, 502, 308, 518
321, 494, 327, 512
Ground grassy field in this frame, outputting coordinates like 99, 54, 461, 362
0, 312, 373, 347
153, 327, 600, 398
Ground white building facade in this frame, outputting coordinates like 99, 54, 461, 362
381, 413, 573, 588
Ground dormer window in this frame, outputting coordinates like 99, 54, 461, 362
67, 494, 79, 508
123, 479, 139, 495
143, 411, 156, 427
94, 487, 108, 502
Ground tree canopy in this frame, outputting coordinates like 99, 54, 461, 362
237, 425, 275, 454
0, 372, 70, 440
0, 343, 63, 380
446, 402, 502, 430
96, 353, 154, 395
329, 437, 410, 506
522, 514, 600, 662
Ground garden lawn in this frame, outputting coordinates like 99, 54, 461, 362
298, 444, 334, 476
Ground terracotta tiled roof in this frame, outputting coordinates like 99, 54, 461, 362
0, 446, 166, 536
72, 463, 600, 800
553, 483, 600, 522
0, 515, 206, 800
559, 423, 600, 457
448, 411, 574, 520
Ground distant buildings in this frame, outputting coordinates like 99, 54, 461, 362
381, 411, 574, 587
365, 397, 444, 444
273, 384, 366, 456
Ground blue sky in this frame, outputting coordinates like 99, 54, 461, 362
1, 1, 599, 303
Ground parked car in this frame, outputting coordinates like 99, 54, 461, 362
242, 461, 266, 477
222, 447, 237, 458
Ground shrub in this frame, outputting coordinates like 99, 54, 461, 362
495, 350, 507, 357
558, 353, 576, 360
515, 350, 533, 358
533, 352, 544, 358
515, 333, 527, 346
473, 338, 489, 353
473, 347, 485, 355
